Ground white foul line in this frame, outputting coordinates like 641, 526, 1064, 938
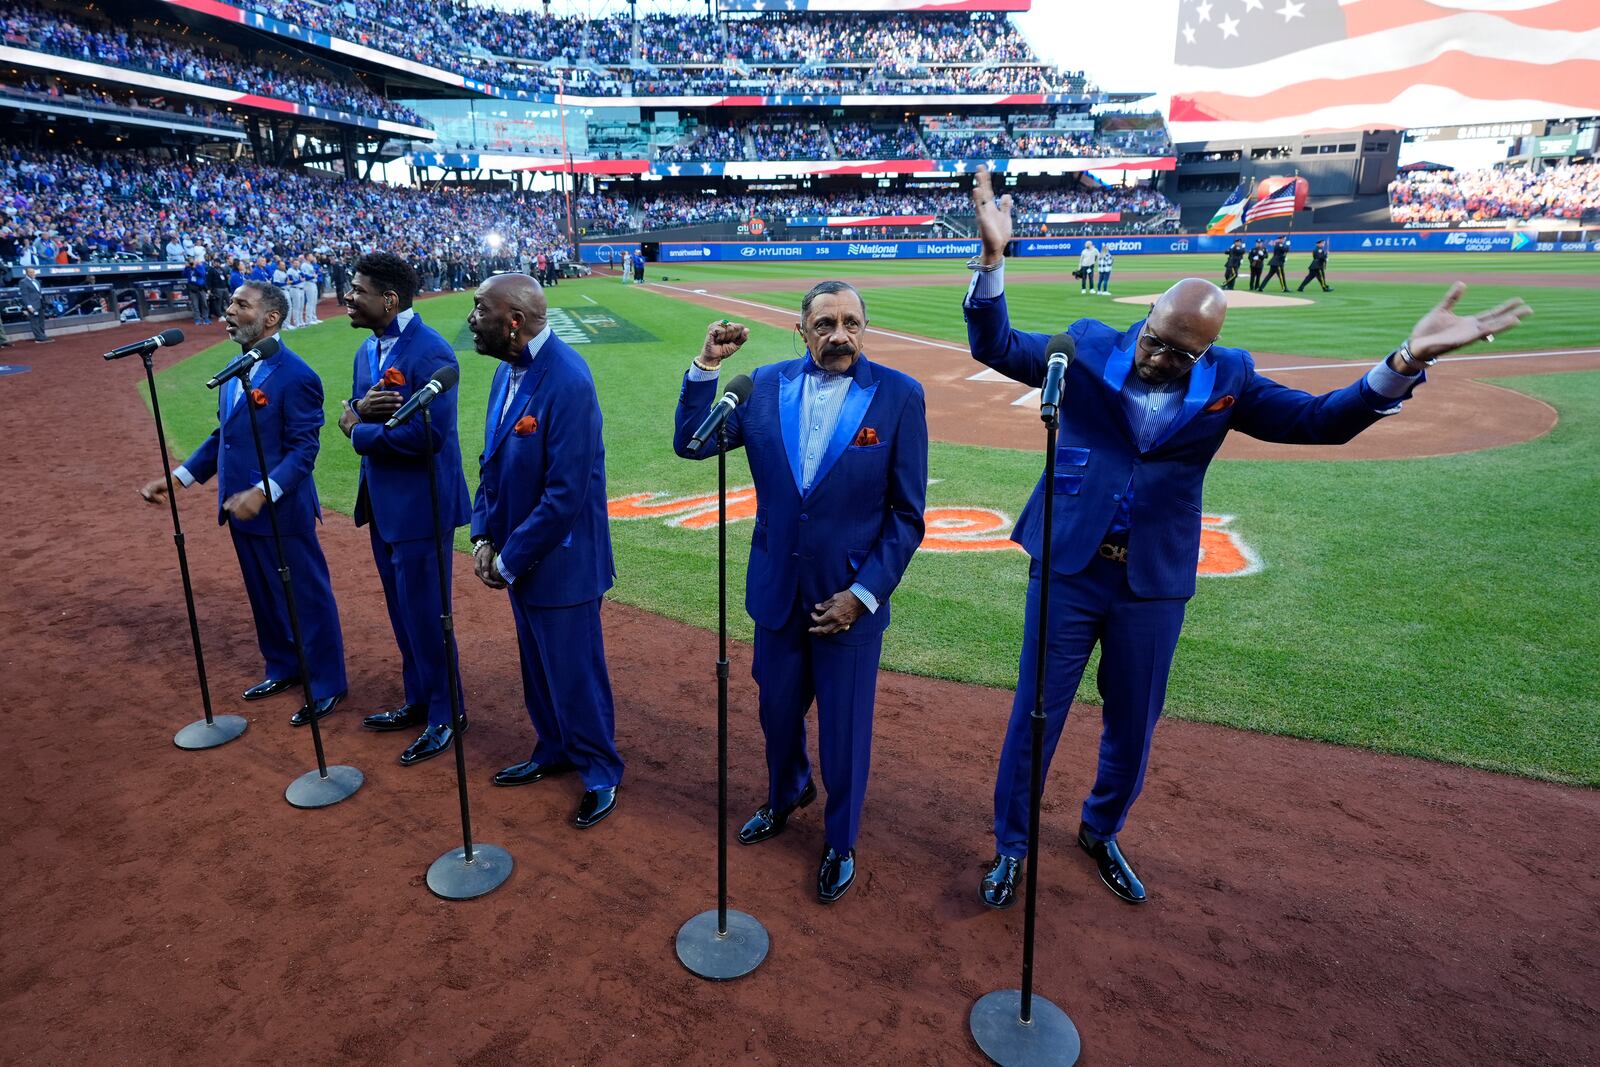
1259, 347, 1600, 373
582, 294, 598, 305
648, 282, 971, 353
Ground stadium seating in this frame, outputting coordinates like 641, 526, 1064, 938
1388, 163, 1600, 224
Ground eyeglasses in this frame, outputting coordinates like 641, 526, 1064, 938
1139, 317, 1213, 366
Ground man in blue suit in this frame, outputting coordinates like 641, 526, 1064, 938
140, 281, 348, 725
335, 252, 472, 766
673, 282, 929, 904
963, 167, 1532, 908
467, 274, 623, 830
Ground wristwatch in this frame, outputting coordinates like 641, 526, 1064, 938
1395, 338, 1436, 370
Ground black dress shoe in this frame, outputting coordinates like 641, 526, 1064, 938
817, 847, 856, 904
574, 786, 618, 829
399, 720, 463, 766
362, 704, 427, 731
288, 691, 345, 728
243, 677, 299, 702
1077, 822, 1147, 904
980, 854, 1022, 910
737, 779, 817, 845
492, 755, 577, 787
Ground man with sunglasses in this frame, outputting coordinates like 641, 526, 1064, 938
961, 166, 1530, 909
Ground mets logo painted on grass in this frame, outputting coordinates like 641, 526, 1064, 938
609, 488, 1261, 577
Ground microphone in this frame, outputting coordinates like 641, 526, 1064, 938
385, 365, 459, 429
688, 373, 754, 451
1039, 332, 1075, 422
206, 335, 282, 389
103, 328, 184, 361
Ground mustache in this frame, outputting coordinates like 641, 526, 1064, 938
819, 343, 854, 358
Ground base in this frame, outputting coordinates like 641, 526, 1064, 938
284, 764, 364, 808
426, 843, 514, 900
969, 989, 1081, 1067
675, 909, 770, 981
173, 715, 248, 750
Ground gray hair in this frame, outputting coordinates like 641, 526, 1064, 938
238, 281, 289, 327
800, 279, 868, 325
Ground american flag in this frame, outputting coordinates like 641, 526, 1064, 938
1169, 0, 1600, 140
1245, 181, 1298, 221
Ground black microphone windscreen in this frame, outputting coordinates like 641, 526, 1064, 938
724, 373, 755, 405
1046, 332, 1075, 359
431, 365, 460, 390
253, 336, 282, 360
158, 328, 185, 347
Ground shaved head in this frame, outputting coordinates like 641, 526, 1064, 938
468, 272, 548, 361
1134, 278, 1228, 384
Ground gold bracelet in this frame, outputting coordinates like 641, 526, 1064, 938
692, 358, 718, 372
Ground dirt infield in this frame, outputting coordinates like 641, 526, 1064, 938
1, 316, 1597, 1065
647, 280, 1596, 459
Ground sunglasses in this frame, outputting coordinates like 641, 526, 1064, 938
1139, 308, 1214, 366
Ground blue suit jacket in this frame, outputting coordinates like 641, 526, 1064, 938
180, 340, 324, 537
965, 293, 1421, 599
470, 333, 615, 608
673, 355, 928, 639
349, 313, 471, 542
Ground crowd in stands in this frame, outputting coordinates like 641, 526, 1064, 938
182, 0, 1085, 98
0, 2, 427, 127
0, 147, 580, 274
831, 123, 923, 161
657, 128, 747, 163
1388, 163, 1600, 224
5, 75, 244, 131
747, 121, 832, 162
639, 187, 1171, 229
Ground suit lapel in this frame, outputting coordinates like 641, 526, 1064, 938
225, 354, 280, 425
778, 360, 805, 493
805, 358, 878, 498
485, 339, 552, 461
1150, 354, 1218, 451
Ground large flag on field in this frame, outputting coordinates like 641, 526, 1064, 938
1206, 180, 1251, 234
1245, 181, 1298, 223
1168, 0, 1600, 140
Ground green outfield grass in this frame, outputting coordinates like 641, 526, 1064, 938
149, 263, 1600, 786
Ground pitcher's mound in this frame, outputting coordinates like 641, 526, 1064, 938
1113, 291, 1314, 308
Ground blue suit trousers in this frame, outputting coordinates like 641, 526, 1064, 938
508, 593, 623, 790
370, 524, 461, 727
993, 554, 1187, 858
229, 524, 347, 701
753, 605, 884, 853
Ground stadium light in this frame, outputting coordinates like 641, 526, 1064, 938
485, 232, 504, 250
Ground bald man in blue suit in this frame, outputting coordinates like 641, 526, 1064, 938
674, 281, 929, 904
962, 166, 1532, 909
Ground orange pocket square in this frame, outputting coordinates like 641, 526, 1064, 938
853, 427, 880, 446
249, 388, 269, 408
513, 415, 538, 436
1203, 395, 1236, 414
381, 367, 406, 388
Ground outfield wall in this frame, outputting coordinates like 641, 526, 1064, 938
582, 230, 1598, 264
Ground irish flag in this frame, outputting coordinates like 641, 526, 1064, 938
1206, 180, 1251, 235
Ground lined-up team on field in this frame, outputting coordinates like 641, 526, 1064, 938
137, 167, 1528, 909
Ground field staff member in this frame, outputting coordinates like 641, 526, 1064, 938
962, 165, 1530, 908
1299, 239, 1334, 293
468, 274, 624, 830
337, 252, 472, 766
1222, 239, 1245, 290
673, 283, 929, 904
140, 281, 348, 725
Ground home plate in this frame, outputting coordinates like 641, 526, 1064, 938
1114, 291, 1314, 308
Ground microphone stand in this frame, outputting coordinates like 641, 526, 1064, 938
969, 396, 1081, 1065
235, 373, 363, 808
132, 348, 247, 750
676, 421, 769, 980
421, 404, 513, 899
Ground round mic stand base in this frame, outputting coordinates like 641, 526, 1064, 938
427, 843, 514, 901
675, 909, 770, 981
173, 715, 248, 750
970, 989, 1081, 1067
285, 765, 364, 809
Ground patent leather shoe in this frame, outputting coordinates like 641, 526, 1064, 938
398, 720, 465, 766
574, 786, 618, 829
737, 779, 817, 845
288, 691, 344, 728
817, 847, 856, 903
980, 854, 1022, 910
362, 704, 427, 731
243, 677, 299, 702
1078, 822, 1147, 904
492, 756, 576, 787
